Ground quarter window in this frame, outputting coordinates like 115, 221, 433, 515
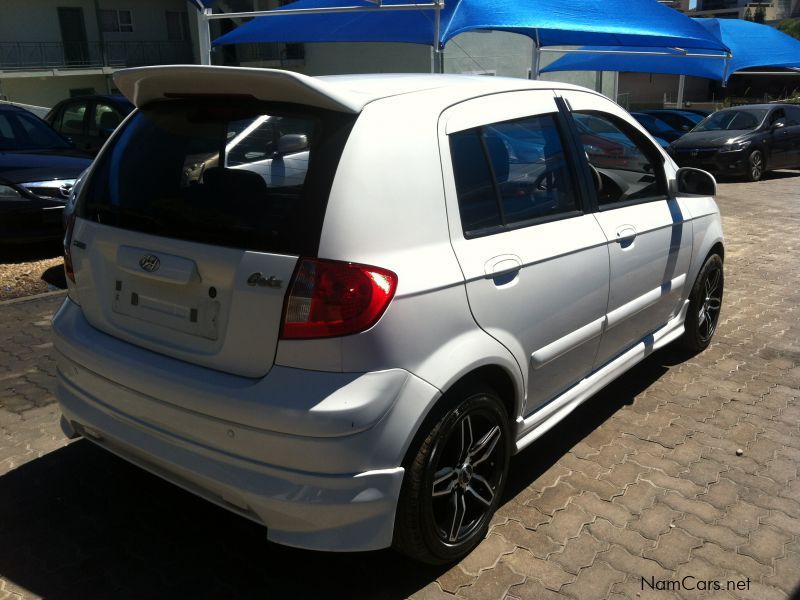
572, 112, 666, 207
450, 113, 579, 237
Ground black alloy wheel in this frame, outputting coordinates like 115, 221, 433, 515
681, 253, 724, 353
747, 149, 764, 182
394, 388, 511, 564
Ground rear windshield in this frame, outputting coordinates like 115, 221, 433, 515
78, 99, 356, 255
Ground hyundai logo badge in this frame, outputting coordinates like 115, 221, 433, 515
139, 254, 161, 273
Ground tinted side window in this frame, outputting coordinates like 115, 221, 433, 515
785, 106, 800, 125
60, 102, 87, 135
450, 113, 579, 237
450, 129, 503, 233
92, 103, 123, 133
769, 109, 785, 125
573, 112, 666, 207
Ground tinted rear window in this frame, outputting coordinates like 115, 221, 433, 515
79, 99, 356, 255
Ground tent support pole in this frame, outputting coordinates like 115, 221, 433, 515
432, 0, 443, 73
531, 29, 541, 80
676, 74, 685, 108
197, 8, 212, 65
722, 54, 731, 88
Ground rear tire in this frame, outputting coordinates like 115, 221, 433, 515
393, 387, 511, 565
680, 253, 723, 354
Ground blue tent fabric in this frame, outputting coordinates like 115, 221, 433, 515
541, 18, 800, 82
211, 0, 729, 53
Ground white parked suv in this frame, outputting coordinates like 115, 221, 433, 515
53, 66, 724, 564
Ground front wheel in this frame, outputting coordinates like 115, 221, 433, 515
680, 253, 723, 354
746, 149, 764, 182
393, 387, 511, 564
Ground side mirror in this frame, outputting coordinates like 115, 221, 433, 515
277, 134, 308, 156
673, 167, 717, 197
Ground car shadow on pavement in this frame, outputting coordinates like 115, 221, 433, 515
0, 241, 62, 264
41, 264, 67, 289
0, 345, 684, 600
716, 169, 800, 184
503, 344, 677, 502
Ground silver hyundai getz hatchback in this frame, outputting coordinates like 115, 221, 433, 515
53, 65, 724, 564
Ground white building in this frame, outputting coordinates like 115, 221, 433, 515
0, 0, 200, 108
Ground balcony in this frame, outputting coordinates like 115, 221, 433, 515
0, 41, 194, 72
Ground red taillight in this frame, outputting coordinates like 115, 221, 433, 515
281, 259, 398, 339
63, 213, 76, 284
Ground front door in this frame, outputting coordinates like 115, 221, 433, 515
440, 91, 610, 416
559, 91, 693, 369
58, 7, 89, 66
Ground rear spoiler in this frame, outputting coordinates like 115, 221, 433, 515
114, 65, 365, 114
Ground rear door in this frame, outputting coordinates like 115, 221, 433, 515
70, 98, 355, 377
440, 91, 610, 415
559, 91, 693, 369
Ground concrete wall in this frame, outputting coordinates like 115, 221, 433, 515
618, 72, 710, 110
294, 43, 431, 76
443, 31, 533, 78
0, 74, 112, 108
539, 50, 617, 98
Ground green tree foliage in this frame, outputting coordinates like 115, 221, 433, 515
777, 18, 800, 40
744, 7, 753, 21
753, 5, 766, 23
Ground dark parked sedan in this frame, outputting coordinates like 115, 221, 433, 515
1, 105, 92, 243
45, 94, 133, 156
631, 112, 683, 143
641, 109, 704, 133
668, 104, 800, 182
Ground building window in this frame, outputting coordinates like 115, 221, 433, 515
100, 9, 133, 33
166, 11, 190, 41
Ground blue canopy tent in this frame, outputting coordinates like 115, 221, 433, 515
196, 0, 729, 74
541, 18, 800, 83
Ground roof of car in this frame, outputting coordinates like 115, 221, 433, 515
717, 104, 786, 110
52, 94, 133, 106
114, 65, 592, 114
0, 103, 33, 113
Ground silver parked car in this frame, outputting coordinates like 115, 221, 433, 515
53, 66, 724, 564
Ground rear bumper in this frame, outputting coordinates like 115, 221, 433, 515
52, 298, 441, 551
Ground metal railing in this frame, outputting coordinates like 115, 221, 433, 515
0, 41, 194, 71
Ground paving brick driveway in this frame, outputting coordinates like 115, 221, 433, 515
1, 173, 799, 600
